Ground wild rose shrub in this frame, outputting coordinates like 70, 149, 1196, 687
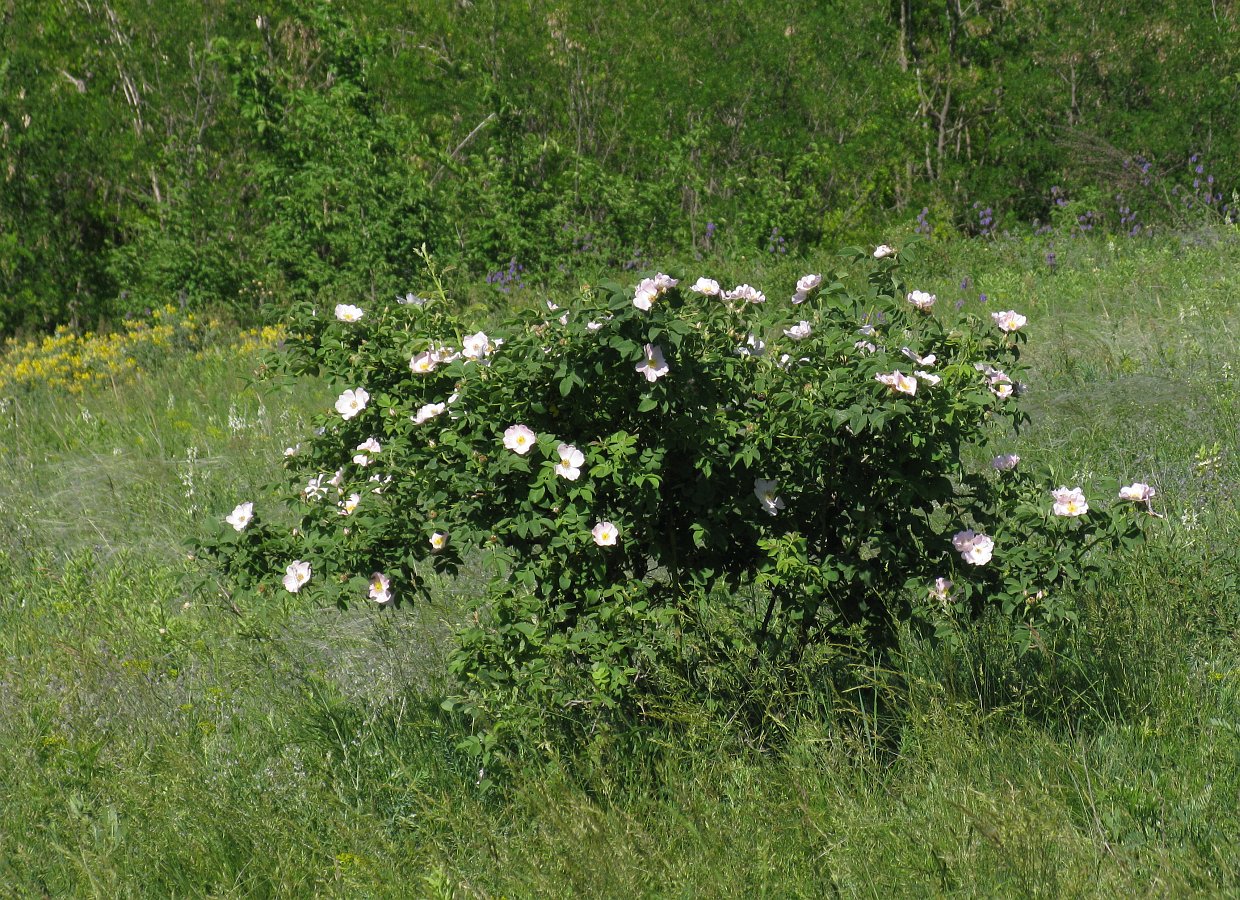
202, 242, 1154, 758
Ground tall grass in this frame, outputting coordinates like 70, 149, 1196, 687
0, 234, 1237, 897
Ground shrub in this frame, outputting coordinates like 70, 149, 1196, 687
201, 240, 1155, 767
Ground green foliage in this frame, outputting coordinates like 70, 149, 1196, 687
5, 0, 1240, 332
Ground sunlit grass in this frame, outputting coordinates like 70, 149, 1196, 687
0, 234, 1237, 896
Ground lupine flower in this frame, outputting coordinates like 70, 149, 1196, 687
413, 402, 446, 424
915, 370, 940, 385
876, 371, 918, 395
1051, 486, 1089, 517
689, 277, 721, 296
503, 424, 536, 455
338, 493, 361, 516
992, 310, 1028, 332
901, 347, 936, 367
796, 274, 822, 294
555, 443, 585, 481
907, 290, 936, 311
335, 387, 369, 419
591, 521, 619, 546
636, 344, 669, 381
1119, 482, 1156, 502
784, 321, 812, 341
462, 331, 501, 361
368, 572, 391, 603
334, 304, 364, 322
429, 532, 447, 553
873, 244, 896, 259
724, 284, 766, 303
952, 530, 994, 565
737, 334, 766, 357
991, 453, 1020, 471
754, 478, 785, 516
928, 577, 953, 603
226, 501, 254, 532
283, 560, 312, 593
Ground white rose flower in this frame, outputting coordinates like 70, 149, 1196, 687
689, 277, 721, 296
724, 284, 766, 304
754, 478, 786, 516
413, 402, 446, 424
796, 273, 822, 294
368, 572, 392, 603
429, 532, 448, 553
636, 344, 669, 382
906, 290, 936, 311
335, 387, 369, 420
992, 310, 1028, 333
873, 244, 896, 259
900, 347, 936, 367
1118, 482, 1156, 503
952, 530, 994, 565
591, 521, 619, 546
409, 351, 438, 374
225, 501, 254, 532
737, 334, 766, 357
555, 443, 585, 481
503, 424, 536, 454
991, 454, 1020, 471
1051, 486, 1089, 517
283, 560, 312, 593
334, 304, 364, 322
462, 331, 500, 361
875, 371, 918, 395
783, 321, 812, 341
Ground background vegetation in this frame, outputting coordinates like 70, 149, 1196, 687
3, 0, 1238, 332
2, 2, 1238, 894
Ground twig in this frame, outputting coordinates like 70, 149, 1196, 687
429, 112, 497, 188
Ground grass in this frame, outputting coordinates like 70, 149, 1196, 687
0, 232, 1237, 897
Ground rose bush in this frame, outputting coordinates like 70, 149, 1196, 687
200, 240, 1156, 762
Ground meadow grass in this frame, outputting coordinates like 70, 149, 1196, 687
0, 233, 1237, 897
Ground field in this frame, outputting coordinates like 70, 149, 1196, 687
1, 234, 1237, 897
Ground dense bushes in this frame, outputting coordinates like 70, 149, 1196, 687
201, 245, 1157, 766
2, 0, 1238, 332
